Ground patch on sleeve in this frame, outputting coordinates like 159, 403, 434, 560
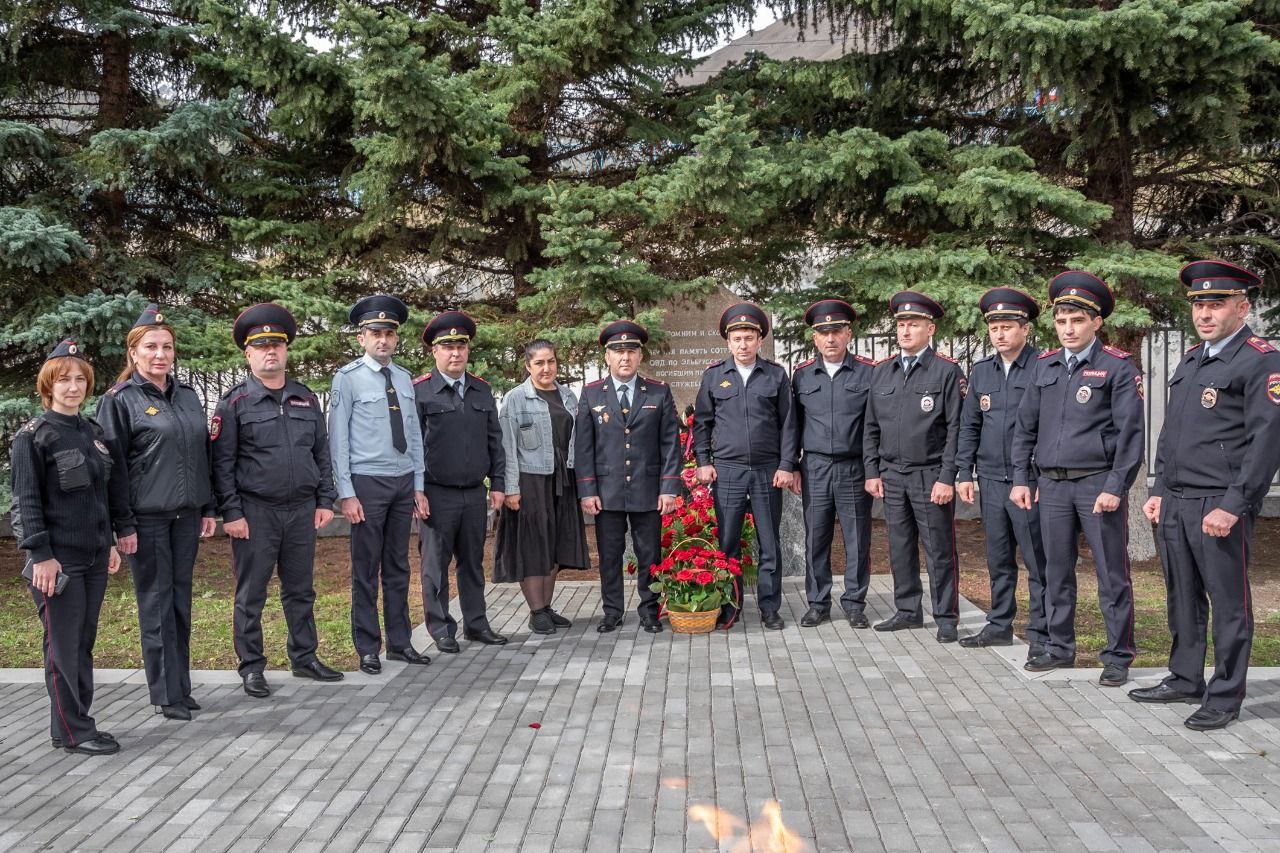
1134, 374, 1145, 401
210, 415, 222, 440
958, 376, 968, 398
1248, 337, 1276, 354
1268, 372, 1280, 405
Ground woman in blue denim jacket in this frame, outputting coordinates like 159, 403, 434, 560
494, 340, 589, 633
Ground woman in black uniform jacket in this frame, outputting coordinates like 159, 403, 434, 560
10, 340, 136, 755
97, 305, 216, 721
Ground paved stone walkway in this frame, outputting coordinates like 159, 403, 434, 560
1, 578, 1278, 852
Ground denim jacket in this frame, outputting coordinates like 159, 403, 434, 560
498, 376, 578, 496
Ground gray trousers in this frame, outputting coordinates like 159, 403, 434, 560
349, 473, 415, 656
801, 453, 871, 613
978, 478, 1048, 644
419, 484, 490, 639
881, 467, 959, 627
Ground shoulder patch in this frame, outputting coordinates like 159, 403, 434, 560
935, 353, 959, 364
1246, 336, 1276, 354
1039, 348, 1061, 359
1102, 344, 1131, 359
854, 355, 876, 366
796, 358, 816, 370
413, 373, 432, 385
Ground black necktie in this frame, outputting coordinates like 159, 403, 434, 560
904, 356, 917, 374
380, 367, 407, 453
1066, 355, 1078, 375
454, 379, 465, 400
620, 385, 631, 415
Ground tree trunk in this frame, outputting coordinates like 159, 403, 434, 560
95, 30, 132, 232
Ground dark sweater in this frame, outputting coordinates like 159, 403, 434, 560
10, 410, 136, 566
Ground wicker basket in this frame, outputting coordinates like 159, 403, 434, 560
667, 609, 719, 634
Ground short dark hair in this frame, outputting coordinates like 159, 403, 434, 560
522, 339, 557, 365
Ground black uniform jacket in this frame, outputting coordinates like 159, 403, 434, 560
1152, 326, 1280, 516
792, 353, 876, 474
1011, 342, 1144, 496
574, 374, 682, 511
413, 370, 505, 492
210, 373, 337, 521
863, 348, 965, 484
97, 371, 214, 517
955, 345, 1039, 484
693, 358, 798, 472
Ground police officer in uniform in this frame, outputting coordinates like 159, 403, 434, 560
864, 291, 966, 642
955, 288, 1049, 655
576, 320, 682, 633
415, 311, 507, 652
211, 304, 343, 697
1011, 272, 1144, 687
329, 295, 431, 675
791, 299, 876, 628
1130, 261, 1280, 730
693, 303, 798, 630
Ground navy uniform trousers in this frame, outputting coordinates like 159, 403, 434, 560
978, 477, 1048, 646
801, 453, 871, 614
230, 499, 321, 675
881, 467, 959, 626
596, 510, 661, 621
130, 513, 199, 705
31, 555, 108, 746
714, 464, 784, 620
1038, 472, 1136, 667
1158, 495, 1254, 711
349, 472, 415, 656
419, 483, 490, 639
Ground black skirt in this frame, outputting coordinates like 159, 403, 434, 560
493, 466, 589, 582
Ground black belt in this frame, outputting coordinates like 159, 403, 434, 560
1039, 467, 1108, 481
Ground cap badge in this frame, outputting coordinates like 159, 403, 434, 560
979, 394, 991, 412
1069, 289, 1078, 296
67, 344, 77, 354
920, 395, 934, 413
903, 303, 913, 312
825, 315, 832, 322
154, 312, 164, 323
450, 328, 457, 335
263, 325, 272, 333
378, 311, 386, 319
995, 304, 1004, 311
1076, 386, 1092, 404
1201, 387, 1217, 409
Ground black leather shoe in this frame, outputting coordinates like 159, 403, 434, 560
292, 659, 344, 681
959, 631, 1013, 648
464, 628, 508, 645
846, 611, 870, 629
1099, 664, 1130, 687
64, 736, 120, 756
52, 731, 114, 749
1027, 645, 1046, 661
242, 671, 270, 698
874, 613, 924, 632
182, 696, 201, 711
359, 653, 382, 674
1024, 654, 1075, 672
544, 607, 572, 628
761, 611, 784, 630
597, 615, 624, 633
800, 607, 829, 628
936, 624, 959, 643
435, 636, 461, 653
155, 703, 192, 721
1185, 707, 1239, 731
388, 647, 431, 665
530, 610, 556, 635
639, 615, 663, 634
1128, 682, 1204, 704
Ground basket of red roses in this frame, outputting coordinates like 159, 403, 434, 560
648, 537, 743, 634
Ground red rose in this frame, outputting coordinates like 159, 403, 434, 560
676, 569, 695, 582
661, 531, 674, 547
728, 560, 742, 576
692, 556, 707, 568
626, 562, 637, 575
695, 571, 715, 585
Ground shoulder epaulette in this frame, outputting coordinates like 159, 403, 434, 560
795, 358, 816, 370
585, 378, 607, 388
1185, 342, 1203, 353
226, 390, 249, 407
708, 358, 725, 368
874, 356, 893, 366
466, 371, 489, 385
935, 353, 959, 364
1246, 336, 1276, 354
854, 355, 876, 366
1102, 344, 1130, 359
413, 372, 432, 385
337, 360, 361, 374
642, 376, 666, 385
107, 380, 129, 396
1039, 348, 1061, 359
21, 417, 43, 434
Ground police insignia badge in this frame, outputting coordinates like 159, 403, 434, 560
1200, 387, 1217, 408
1134, 374, 1144, 401
601, 412, 610, 424
719, 380, 732, 388
592, 405, 606, 413
1268, 372, 1280, 405
1076, 386, 1092, 404
210, 415, 222, 440
144, 405, 159, 416
920, 395, 934, 413
93, 440, 109, 455
958, 377, 968, 398
979, 394, 992, 412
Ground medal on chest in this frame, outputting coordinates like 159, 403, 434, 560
144, 405, 159, 416
920, 395, 934, 413
1075, 386, 1092, 404
94, 439, 110, 455
1201, 387, 1218, 409
979, 394, 991, 412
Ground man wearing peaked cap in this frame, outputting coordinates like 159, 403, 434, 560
792, 299, 877, 629
694, 301, 797, 630
1131, 260, 1280, 730
1011, 271, 1143, 688
415, 310, 508, 652
955, 288, 1049, 655
576, 320, 682, 634
864, 290, 967, 642
329, 294, 430, 675
212, 302, 343, 697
